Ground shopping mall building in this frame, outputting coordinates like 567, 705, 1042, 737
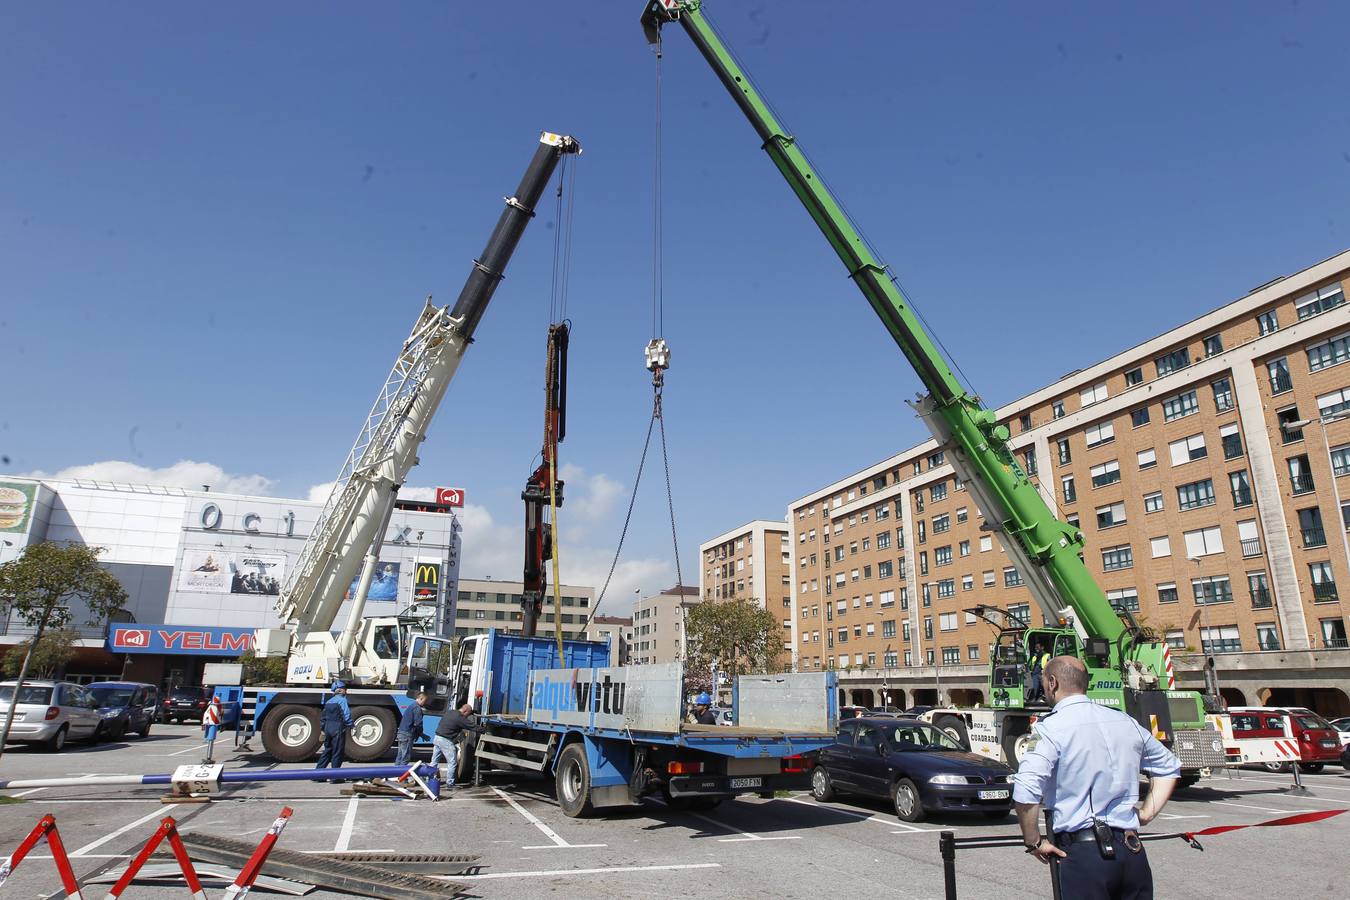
0, 477, 460, 688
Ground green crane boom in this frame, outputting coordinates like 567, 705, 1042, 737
641, 0, 1124, 648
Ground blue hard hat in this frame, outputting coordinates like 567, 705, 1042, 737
695, 693, 712, 705
331, 680, 346, 691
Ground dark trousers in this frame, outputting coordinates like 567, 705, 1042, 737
316, 729, 346, 770
1027, 672, 1041, 702
1055, 833, 1153, 900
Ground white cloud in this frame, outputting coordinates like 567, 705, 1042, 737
26, 459, 276, 496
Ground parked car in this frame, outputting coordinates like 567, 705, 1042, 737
163, 685, 211, 724
1327, 716, 1350, 748
1228, 706, 1343, 772
811, 717, 1014, 822
0, 680, 103, 751
903, 705, 937, 717
1341, 743, 1350, 770
88, 682, 157, 739
839, 705, 870, 720
712, 707, 735, 727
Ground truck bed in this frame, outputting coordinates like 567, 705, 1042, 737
483, 714, 832, 755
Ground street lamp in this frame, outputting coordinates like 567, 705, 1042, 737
1187, 554, 1222, 704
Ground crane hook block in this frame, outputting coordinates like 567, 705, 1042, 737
645, 338, 671, 372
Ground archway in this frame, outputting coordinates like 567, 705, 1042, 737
878, 688, 905, 711
911, 688, 938, 706
948, 688, 984, 707
1262, 686, 1350, 717
851, 688, 875, 708
1219, 687, 1247, 708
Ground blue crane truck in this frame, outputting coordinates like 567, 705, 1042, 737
410, 630, 840, 816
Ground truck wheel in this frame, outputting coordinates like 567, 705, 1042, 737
1002, 730, 1034, 772
346, 707, 396, 762
555, 743, 595, 818
934, 715, 970, 750
892, 778, 925, 822
811, 765, 837, 802
455, 733, 477, 783
261, 705, 321, 763
1262, 761, 1290, 773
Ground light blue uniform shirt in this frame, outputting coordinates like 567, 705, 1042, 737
1011, 693, 1180, 833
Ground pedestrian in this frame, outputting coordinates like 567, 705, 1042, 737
431, 702, 479, 789
1012, 656, 1181, 900
689, 693, 717, 726
201, 695, 223, 763
1026, 640, 1049, 704
396, 692, 429, 767
316, 681, 354, 780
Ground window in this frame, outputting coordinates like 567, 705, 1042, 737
1085, 421, 1115, 448
1150, 535, 1172, 558
1267, 357, 1293, 394
1080, 382, 1108, 406
1193, 575, 1233, 605
1289, 455, 1315, 495
1256, 622, 1281, 651
962, 573, 974, 591
980, 535, 993, 552
1322, 617, 1348, 649
1169, 433, 1207, 466
1023, 447, 1038, 476
983, 570, 996, 587
1007, 603, 1031, 627
1203, 333, 1223, 357
1096, 502, 1126, 528
1310, 561, 1337, 602
1165, 630, 1186, 649
1124, 366, 1144, 387
934, 546, 953, 567
1143, 491, 1164, 514
1317, 386, 1350, 419
1056, 438, 1072, 465
959, 540, 970, 558
1249, 571, 1271, 608
1089, 460, 1120, 488
915, 493, 924, 512
1004, 566, 1024, 586
1101, 544, 1133, 571
1155, 347, 1191, 377
1230, 470, 1253, 507
1137, 448, 1157, 470
928, 450, 946, 469
968, 644, 981, 661
1277, 406, 1305, 443
878, 560, 893, 579
1162, 390, 1199, 422
939, 612, 957, 632
1107, 587, 1140, 612
882, 619, 896, 639
956, 507, 968, 523
1295, 282, 1346, 320
919, 552, 928, 576
932, 514, 950, 534
1061, 474, 1077, 504
1019, 413, 1032, 432
923, 616, 933, 639
942, 647, 960, 665
877, 531, 892, 551
1183, 525, 1225, 557
1257, 309, 1279, 335
1298, 507, 1326, 548
879, 590, 895, 607
1052, 400, 1066, 419
1131, 407, 1150, 428
1220, 423, 1243, 460
1205, 377, 1234, 413
1201, 624, 1242, 654
930, 481, 948, 502
1158, 582, 1179, 604
936, 578, 955, 598
1177, 479, 1216, 511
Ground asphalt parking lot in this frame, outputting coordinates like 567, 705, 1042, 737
2, 725, 1347, 899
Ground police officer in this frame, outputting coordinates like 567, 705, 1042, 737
316, 681, 354, 778
1012, 656, 1180, 899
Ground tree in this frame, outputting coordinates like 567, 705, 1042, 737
1, 628, 81, 679
0, 543, 127, 760
238, 651, 289, 685
684, 597, 779, 688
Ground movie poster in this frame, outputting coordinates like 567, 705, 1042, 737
0, 481, 36, 534
230, 553, 286, 595
177, 548, 231, 593
345, 561, 401, 602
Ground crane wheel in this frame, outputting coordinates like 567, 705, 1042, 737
933, 715, 970, 750
262, 704, 321, 762
346, 706, 397, 762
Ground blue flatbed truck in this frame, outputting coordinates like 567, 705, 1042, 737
411, 629, 839, 816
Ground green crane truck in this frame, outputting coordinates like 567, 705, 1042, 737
641, 0, 1227, 781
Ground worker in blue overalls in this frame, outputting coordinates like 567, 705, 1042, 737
316, 681, 354, 780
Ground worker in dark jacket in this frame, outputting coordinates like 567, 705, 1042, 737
395, 692, 429, 766
316, 681, 354, 777
690, 693, 717, 725
431, 702, 480, 788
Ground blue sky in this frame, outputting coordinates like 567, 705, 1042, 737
4, 2, 1350, 613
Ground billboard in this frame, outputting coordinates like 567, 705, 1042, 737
0, 480, 37, 534
107, 624, 254, 656
177, 549, 287, 595
345, 561, 401, 602
413, 560, 441, 602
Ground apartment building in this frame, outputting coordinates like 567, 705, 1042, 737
630, 586, 701, 665
699, 520, 794, 654
451, 578, 594, 643
585, 615, 634, 666
789, 248, 1350, 716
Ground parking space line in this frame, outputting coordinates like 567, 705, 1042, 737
492, 788, 606, 849
454, 862, 721, 881
1235, 776, 1350, 794
72, 807, 167, 857
1212, 800, 1318, 815
168, 742, 210, 757
335, 796, 358, 851
783, 796, 940, 832
13, 787, 47, 797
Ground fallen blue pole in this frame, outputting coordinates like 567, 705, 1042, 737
0, 763, 439, 793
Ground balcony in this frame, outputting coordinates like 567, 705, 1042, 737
1313, 581, 1339, 602
1325, 637, 1349, 649
1270, 372, 1294, 395
1302, 526, 1327, 548
1250, 588, 1272, 609
1232, 489, 1253, 508
1241, 537, 1263, 558
1291, 474, 1316, 495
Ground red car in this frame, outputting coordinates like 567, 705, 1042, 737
1228, 706, 1343, 772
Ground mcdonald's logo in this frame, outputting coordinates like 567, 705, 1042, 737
414, 562, 441, 599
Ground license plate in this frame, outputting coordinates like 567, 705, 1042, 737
978, 789, 1010, 800
1321, 740, 1337, 748
729, 777, 763, 789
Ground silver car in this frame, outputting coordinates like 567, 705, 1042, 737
0, 681, 103, 751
